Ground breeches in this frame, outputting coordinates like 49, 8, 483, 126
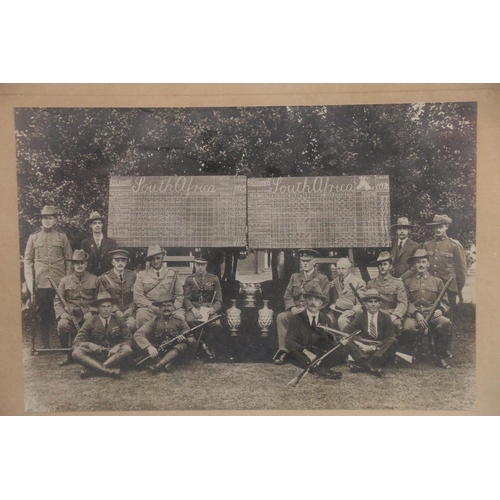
72, 343, 133, 364
35, 288, 56, 335
402, 315, 451, 357
276, 311, 295, 351
57, 312, 93, 340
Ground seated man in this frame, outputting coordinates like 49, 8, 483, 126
134, 294, 194, 374
183, 256, 223, 361
329, 257, 366, 331
285, 285, 342, 380
343, 289, 398, 378
134, 245, 184, 329
275, 249, 330, 365
54, 249, 99, 349
72, 292, 133, 379
367, 251, 408, 337
98, 249, 137, 333
402, 249, 452, 369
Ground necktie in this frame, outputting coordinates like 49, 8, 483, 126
311, 316, 317, 329
156, 271, 160, 278
369, 314, 377, 338
105, 319, 108, 330
119, 273, 123, 282
340, 278, 344, 289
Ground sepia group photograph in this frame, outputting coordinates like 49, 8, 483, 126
5, 87, 483, 414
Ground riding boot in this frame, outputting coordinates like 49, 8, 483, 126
201, 341, 215, 362
77, 354, 121, 378
103, 349, 131, 369
149, 348, 181, 373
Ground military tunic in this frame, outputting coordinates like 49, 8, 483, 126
134, 315, 191, 350
183, 272, 223, 312
367, 274, 408, 319
99, 269, 136, 312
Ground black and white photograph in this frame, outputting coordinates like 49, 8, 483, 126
16, 102, 476, 412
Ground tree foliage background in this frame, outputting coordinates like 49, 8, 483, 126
16, 103, 476, 276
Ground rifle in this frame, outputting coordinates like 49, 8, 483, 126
349, 282, 367, 313
413, 277, 453, 359
317, 324, 413, 364
48, 276, 81, 336
190, 289, 217, 361
136, 314, 222, 366
288, 330, 361, 387
30, 260, 37, 355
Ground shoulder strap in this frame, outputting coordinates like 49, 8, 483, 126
103, 273, 119, 290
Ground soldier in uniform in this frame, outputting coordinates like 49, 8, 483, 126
23, 205, 72, 349
390, 217, 421, 278
54, 249, 100, 350
183, 256, 223, 361
367, 251, 408, 337
285, 285, 343, 380
423, 214, 467, 320
402, 249, 452, 369
274, 249, 330, 365
80, 211, 117, 276
329, 257, 366, 331
72, 292, 133, 379
98, 249, 137, 333
134, 294, 193, 373
133, 245, 184, 329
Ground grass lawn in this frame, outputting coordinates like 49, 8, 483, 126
23, 304, 475, 413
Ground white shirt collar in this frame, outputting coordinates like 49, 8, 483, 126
99, 315, 109, 327
398, 237, 408, 247
306, 310, 319, 325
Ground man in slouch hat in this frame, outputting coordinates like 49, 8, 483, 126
80, 211, 117, 276
54, 249, 99, 350
98, 249, 137, 332
24, 205, 72, 349
390, 217, 421, 278
72, 292, 133, 379
274, 249, 330, 366
133, 245, 184, 329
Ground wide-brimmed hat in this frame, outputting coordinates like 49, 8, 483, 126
297, 249, 320, 260
109, 249, 130, 260
426, 214, 453, 226
67, 249, 89, 262
371, 251, 392, 265
362, 289, 383, 302
302, 285, 328, 304
406, 248, 430, 265
144, 245, 165, 261
35, 205, 58, 217
391, 217, 415, 229
329, 297, 355, 314
90, 291, 118, 308
152, 293, 175, 306
86, 211, 106, 224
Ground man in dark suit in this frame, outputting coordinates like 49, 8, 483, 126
285, 285, 342, 380
390, 217, 421, 278
80, 211, 117, 276
343, 289, 398, 378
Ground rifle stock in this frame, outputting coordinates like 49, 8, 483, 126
349, 283, 367, 313
48, 276, 81, 334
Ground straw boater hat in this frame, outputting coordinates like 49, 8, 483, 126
35, 205, 58, 217
370, 251, 392, 265
391, 217, 415, 229
67, 249, 89, 262
297, 249, 320, 259
406, 248, 430, 266
302, 284, 328, 304
329, 297, 355, 314
90, 291, 118, 308
86, 211, 106, 224
362, 289, 383, 302
152, 293, 175, 306
108, 249, 130, 260
144, 245, 165, 261
425, 214, 453, 226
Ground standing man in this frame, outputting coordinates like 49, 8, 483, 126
134, 294, 193, 374
183, 256, 223, 361
329, 257, 366, 331
285, 285, 342, 380
343, 289, 398, 378
390, 217, 421, 278
54, 249, 99, 350
402, 249, 452, 369
133, 245, 184, 329
367, 251, 407, 337
24, 206, 72, 349
423, 214, 467, 323
274, 249, 330, 365
72, 292, 133, 379
80, 211, 117, 276
98, 249, 137, 333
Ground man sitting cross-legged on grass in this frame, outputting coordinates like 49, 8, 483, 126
72, 292, 133, 379
285, 285, 343, 380
342, 289, 398, 378
134, 293, 194, 374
